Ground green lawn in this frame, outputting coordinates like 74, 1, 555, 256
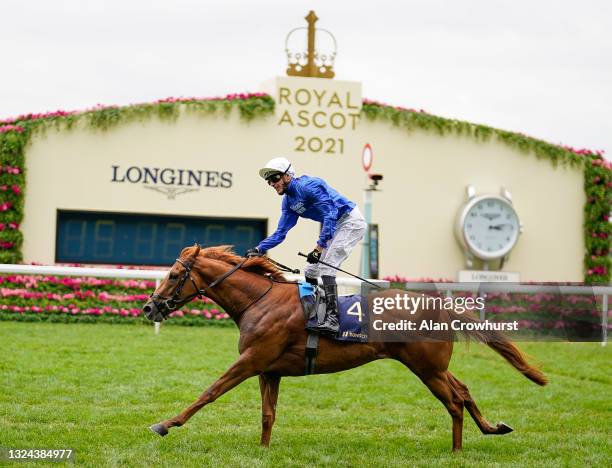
1, 322, 610, 467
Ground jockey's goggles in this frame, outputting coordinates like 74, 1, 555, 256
266, 173, 282, 185
265, 163, 292, 185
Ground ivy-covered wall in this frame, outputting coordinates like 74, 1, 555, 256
0, 93, 609, 283
0, 93, 274, 264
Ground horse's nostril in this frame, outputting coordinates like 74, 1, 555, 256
143, 304, 152, 314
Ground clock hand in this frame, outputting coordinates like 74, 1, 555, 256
489, 223, 512, 230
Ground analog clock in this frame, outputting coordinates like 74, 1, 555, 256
456, 190, 521, 261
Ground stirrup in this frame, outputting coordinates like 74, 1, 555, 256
308, 324, 338, 336
309, 313, 339, 335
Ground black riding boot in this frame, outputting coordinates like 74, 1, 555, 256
305, 276, 319, 287
311, 277, 339, 335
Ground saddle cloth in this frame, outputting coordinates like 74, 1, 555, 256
298, 282, 369, 343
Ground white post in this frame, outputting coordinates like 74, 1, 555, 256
154, 278, 161, 335
479, 292, 486, 321
602, 294, 608, 347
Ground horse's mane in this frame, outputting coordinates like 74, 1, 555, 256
184, 245, 287, 281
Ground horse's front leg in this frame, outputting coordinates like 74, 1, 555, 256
149, 352, 261, 436
259, 373, 281, 447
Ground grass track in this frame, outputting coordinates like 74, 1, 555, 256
1, 322, 610, 467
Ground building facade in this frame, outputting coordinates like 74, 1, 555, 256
13, 75, 601, 282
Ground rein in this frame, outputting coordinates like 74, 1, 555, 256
264, 256, 300, 274
150, 255, 296, 319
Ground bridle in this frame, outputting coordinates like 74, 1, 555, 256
149, 256, 273, 319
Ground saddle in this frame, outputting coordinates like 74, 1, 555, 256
298, 282, 369, 374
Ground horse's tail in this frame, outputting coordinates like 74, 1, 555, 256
449, 311, 548, 386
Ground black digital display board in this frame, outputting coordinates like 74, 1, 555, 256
56, 211, 266, 266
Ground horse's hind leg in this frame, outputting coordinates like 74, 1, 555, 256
393, 345, 464, 450
446, 372, 513, 435
421, 371, 465, 451
259, 373, 281, 447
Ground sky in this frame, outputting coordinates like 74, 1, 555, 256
2, 0, 610, 158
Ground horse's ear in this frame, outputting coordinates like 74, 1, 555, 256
194, 243, 201, 257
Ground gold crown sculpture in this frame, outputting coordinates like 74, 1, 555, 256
285, 10, 337, 79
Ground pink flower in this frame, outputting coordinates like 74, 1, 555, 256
0, 124, 25, 133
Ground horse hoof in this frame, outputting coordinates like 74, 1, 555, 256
149, 423, 169, 437
496, 422, 514, 434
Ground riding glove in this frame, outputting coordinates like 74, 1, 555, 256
306, 249, 321, 264
245, 247, 261, 257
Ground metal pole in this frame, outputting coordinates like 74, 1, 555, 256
361, 188, 372, 278
154, 278, 161, 335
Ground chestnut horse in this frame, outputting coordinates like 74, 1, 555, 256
142, 245, 547, 451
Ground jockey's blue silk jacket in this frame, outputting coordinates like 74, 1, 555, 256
257, 175, 355, 252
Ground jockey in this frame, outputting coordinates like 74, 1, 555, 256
246, 157, 366, 335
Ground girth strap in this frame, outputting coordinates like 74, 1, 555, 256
305, 332, 319, 375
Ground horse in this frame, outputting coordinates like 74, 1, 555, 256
142, 244, 547, 451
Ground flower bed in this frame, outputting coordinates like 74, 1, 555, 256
0, 273, 232, 326
0, 270, 604, 338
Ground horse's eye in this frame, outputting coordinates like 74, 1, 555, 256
168, 273, 178, 281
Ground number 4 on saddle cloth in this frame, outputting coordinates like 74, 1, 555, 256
298, 282, 369, 342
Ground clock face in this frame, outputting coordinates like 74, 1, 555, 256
462, 197, 520, 260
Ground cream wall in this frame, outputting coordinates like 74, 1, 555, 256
22, 80, 585, 282
351, 119, 584, 281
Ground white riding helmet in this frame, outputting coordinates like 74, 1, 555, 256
259, 157, 295, 180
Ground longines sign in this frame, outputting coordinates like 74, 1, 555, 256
111, 165, 233, 199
